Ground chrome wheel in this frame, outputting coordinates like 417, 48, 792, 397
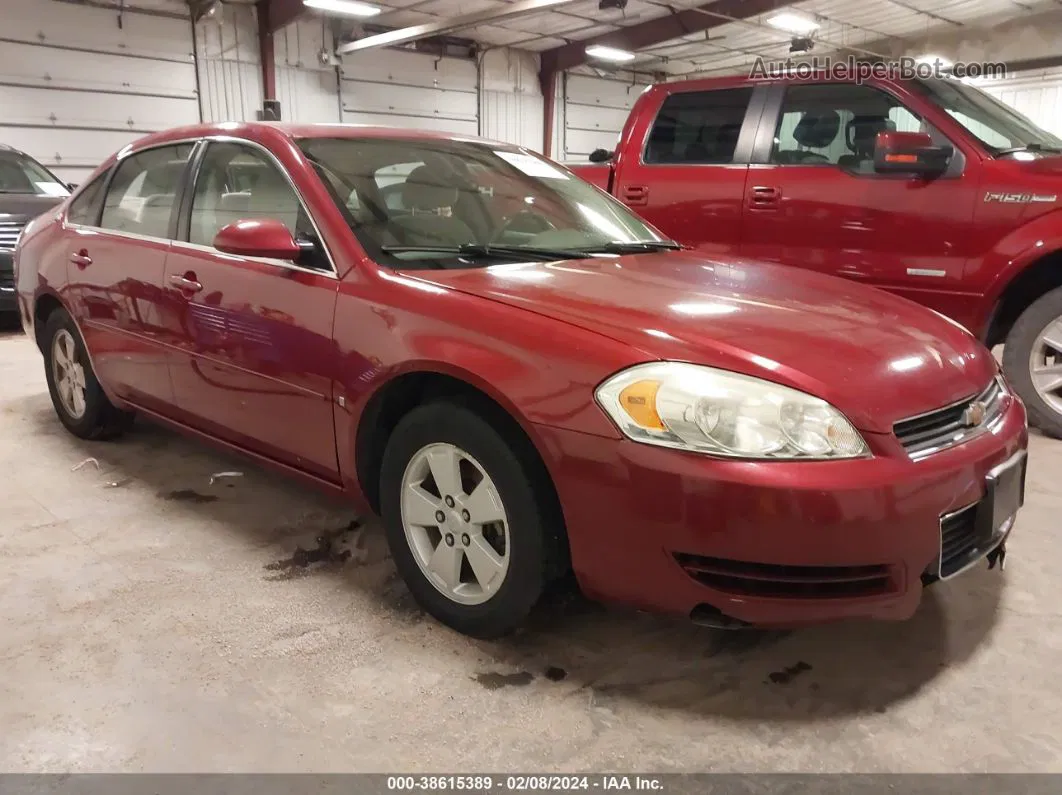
1030, 316, 1062, 416
51, 329, 87, 420
400, 442, 510, 606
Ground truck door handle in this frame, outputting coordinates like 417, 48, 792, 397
622, 185, 649, 206
169, 272, 203, 293
69, 250, 92, 269
748, 186, 782, 210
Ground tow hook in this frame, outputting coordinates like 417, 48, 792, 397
987, 544, 1007, 571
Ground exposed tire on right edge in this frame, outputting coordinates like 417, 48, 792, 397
1003, 285, 1062, 439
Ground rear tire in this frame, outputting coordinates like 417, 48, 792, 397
379, 400, 555, 638
42, 308, 133, 440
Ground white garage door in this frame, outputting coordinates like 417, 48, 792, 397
562, 73, 650, 162
0, 0, 199, 183
340, 49, 478, 135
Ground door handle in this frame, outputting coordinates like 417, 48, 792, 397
748, 185, 782, 210
169, 273, 203, 293
622, 185, 649, 206
69, 250, 92, 269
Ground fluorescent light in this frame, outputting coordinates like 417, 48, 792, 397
767, 12, 819, 34
586, 45, 636, 63
304, 0, 381, 17
916, 54, 953, 68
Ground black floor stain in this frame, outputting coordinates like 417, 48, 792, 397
162, 489, 218, 504
264, 519, 362, 581
475, 671, 534, 690
767, 661, 813, 684
544, 666, 568, 682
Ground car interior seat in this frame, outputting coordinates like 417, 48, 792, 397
392, 165, 476, 247
776, 109, 841, 164
839, 116, 897, 173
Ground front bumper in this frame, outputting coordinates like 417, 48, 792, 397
535, 394, 1028, 626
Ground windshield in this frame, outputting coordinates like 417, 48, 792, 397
0, 150, 69, 196
915, 78, 1062, 154
297, 137, 670, 269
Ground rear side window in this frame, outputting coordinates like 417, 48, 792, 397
645, 88, 753, 165
66, 174, 107, 226
100, 144, 193, 239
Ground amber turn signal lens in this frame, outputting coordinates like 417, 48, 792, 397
618, 379, 666, 430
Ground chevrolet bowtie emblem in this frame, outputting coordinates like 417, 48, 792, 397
962, 401, 987, 427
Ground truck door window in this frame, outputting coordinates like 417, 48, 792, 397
644, 88, 753, 165
770, 84, 925, 172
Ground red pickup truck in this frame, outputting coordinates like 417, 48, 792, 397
570, 74, 1062, 437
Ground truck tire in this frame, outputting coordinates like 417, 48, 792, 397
1003, 286, 1062, 438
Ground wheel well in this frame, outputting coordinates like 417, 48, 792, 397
33, 294, 64, 352
354, 372, 569, 571
987, 250, 1062, 348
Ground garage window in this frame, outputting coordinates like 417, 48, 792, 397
99, 144, 192, 239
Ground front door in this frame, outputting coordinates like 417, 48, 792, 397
68, 143, 194, 411
739, 82, 980, 320
611, 86, 762, 256
164, 140, 341, 480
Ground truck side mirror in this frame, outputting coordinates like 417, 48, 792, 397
589, 148, 613, 164
874, 131, 952, 176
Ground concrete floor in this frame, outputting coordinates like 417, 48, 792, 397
2, 328, 1062, 773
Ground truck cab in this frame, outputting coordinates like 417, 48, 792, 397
570, 73, 1062, 437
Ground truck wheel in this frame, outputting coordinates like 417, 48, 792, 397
378, 400, 556, 639
43, 308, 134, 440
1003, 286, 1062, 438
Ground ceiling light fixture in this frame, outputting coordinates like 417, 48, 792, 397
767, 12, 820, 35
915, 54, 953, 68
586, 45, 636, 63
303, 0, 382, 18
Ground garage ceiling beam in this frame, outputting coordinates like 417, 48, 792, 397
258, 0, 308, 34
539, 0, 801, 74
337, 0, 582, 54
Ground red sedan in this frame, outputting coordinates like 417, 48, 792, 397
14, 123, 1028, 638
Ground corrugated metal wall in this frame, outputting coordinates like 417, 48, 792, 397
0, 0, 198, 182
479, 49, 543, 152
275, 20, 342, 123
195, 2, 261, 123
979, 67, 1062, 136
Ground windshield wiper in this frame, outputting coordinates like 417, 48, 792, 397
994, 143, 1062, 156
381, 243, 592, 263
574, 240, 684, 254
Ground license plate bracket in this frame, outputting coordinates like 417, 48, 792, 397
975, 450, 1027, 545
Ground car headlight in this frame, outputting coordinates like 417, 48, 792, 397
595, 362, 869, 460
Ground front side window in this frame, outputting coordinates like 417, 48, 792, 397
644, 88, 753, 165
913, 78, 1062, 154
298, 137, 672, 270
100, 144, 192, 238
770, 84, 925, 172
0, 150, 69, 198
189, 142, 329, 271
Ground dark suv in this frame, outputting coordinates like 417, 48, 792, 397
1, 145, 70, 322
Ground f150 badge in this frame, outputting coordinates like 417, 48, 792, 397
984, 191, 1057, 204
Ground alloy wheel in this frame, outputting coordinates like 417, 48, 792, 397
400, 442, 510, 606
1030, 317, 1062, 416
51, 329, 87, 420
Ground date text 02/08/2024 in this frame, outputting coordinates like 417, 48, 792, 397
386, 776, 665, 791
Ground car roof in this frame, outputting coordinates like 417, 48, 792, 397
122, 122, 511, 158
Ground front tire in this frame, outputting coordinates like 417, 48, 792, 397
379, 400, 554, 638
1004, 287, 1062, 438
42, 308, 133, 440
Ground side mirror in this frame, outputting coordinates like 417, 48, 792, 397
213, 218, 301, 260
873, 131, 952, 176
66, 182, 78, 191
589, 148, 613, 164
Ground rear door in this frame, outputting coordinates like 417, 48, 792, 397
611, 86, 765, 255
68, 142, 194, 411
164, 140, 341, 480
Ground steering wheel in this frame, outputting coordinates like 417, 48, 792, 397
492, 209, 556, 242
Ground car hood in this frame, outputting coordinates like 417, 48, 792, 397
406, 252, 997, 434
0, 194, 66, 222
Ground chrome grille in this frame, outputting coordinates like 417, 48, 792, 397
0, 221, 25, 251
894, 377, 1006, 460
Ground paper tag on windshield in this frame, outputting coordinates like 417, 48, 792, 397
494, 151, 569, 180
36, 182, 69, 197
